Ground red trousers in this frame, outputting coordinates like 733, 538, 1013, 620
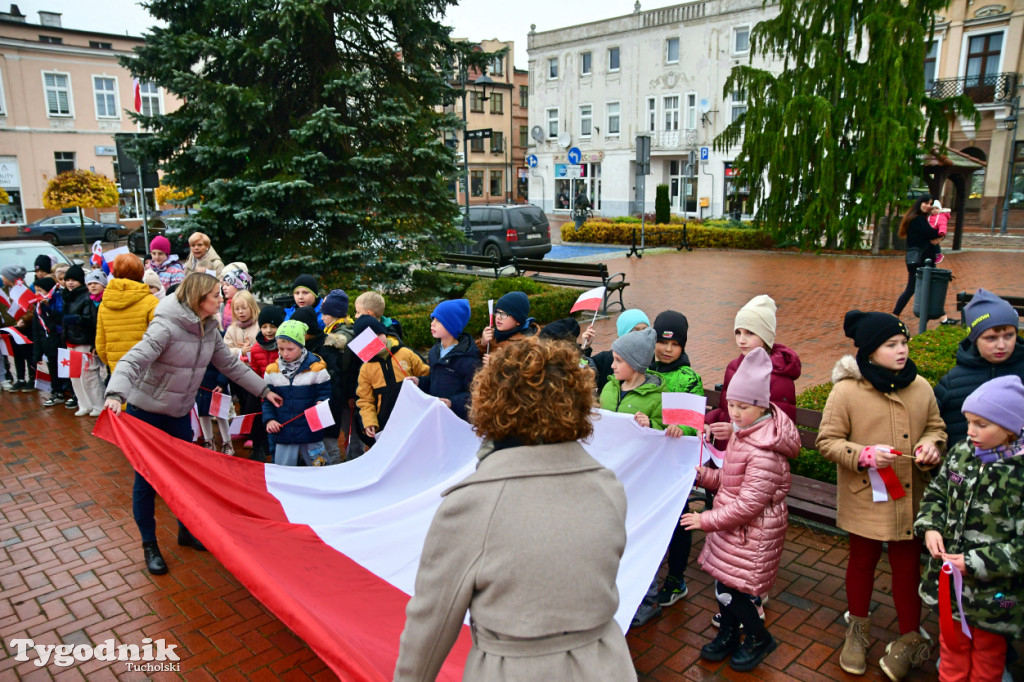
939, 624, 1007, 682
846, 533, 922, 634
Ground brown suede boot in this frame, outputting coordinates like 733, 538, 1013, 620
840, 614, 871, 675
879, 630, 932, 681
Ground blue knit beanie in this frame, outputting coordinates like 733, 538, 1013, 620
616, 309, 651, 338
495, 291, 530, 325
432, 299, 471, 337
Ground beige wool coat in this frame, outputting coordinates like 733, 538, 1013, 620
394, 441, 636, 682
816, 356, 946, 542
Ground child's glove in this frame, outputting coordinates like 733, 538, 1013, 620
858, 445, 877, 469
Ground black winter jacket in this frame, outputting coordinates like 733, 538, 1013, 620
934, 335, 1024, 446
417, 333, 481, 421
61, 286, 97, 347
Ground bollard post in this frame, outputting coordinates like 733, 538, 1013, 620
918, 259, 933, 335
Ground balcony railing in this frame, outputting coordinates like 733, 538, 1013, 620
652, 129, 699, 149
930, 72, 1018, 104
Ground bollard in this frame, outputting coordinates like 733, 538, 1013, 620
917, 260, 933, 335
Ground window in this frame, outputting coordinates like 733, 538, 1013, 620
89, 40, 113, 49
491, 131, 503, 153
580, 105, 592, 137
470, 137, 484, 153
924, 41, 939, 92
54, 152, 75, 175
546, 108, 559, 138
469, 90, 484, 113
519, 85, 529, 108
38, 35, 62, 44
666, 38, 679, 64
647, 97, 656, 132
519, 125, 528, 148
43, 72, 72, 117
685, 92, 697, 130
139, 82, 161, 117
471, 170, 483, 197
965, 33, 1002, 85
663, 95, 679, 131
731, 88, 747, 122
608, 47, 620, 72
581, 52, 592, 76
93, 76, 119, 119
734, 26, 750, 53
548, 57, 558, 80
490, 170, 503, 196
489, 92, 503, 114
606, 102, 620, 136
490, 55, 504, 76
1010, 141, 1024, 208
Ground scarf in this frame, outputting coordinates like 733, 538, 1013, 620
494, 317, 535, 343
255, 332, 277, 352
650, 351, 691, 374
974, 434, 1024, 464
89, 293, 103, 303
856, 355, 917, 394
279, 348, 308, 380
234, 315, 255, 330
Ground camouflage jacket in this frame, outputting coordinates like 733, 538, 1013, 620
915, 439, 1024, 637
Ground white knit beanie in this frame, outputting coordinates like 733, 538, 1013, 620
734, 294, 777, 348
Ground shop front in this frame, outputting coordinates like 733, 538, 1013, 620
0, 156, 26, 227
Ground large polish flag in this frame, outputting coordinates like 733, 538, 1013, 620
93, 384, 699, 681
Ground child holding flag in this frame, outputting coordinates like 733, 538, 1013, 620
681, 347, 800, 672
915, 375, 1024, 682
60, 266, 104, 416
816, 311, 945, 680
263, 319, 332, 466
478, 291, 539, 365
1, 264, 35, 391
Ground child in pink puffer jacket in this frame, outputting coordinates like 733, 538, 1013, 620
681, 347, 800, 673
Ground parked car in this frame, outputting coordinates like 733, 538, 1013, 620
17, 214, 124, 245
0, 241, 77, 287
459, 204, 551, 263
128, 210, 192, 259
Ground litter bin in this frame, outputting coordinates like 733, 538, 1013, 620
913, 265, 953, 320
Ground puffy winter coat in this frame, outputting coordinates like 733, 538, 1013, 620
95, 279, 158, 370
934, 335, 1024, 447
356, 341, 429, 430
649, 357, 704, 436
395, 441, 635, 682
262, 351, 332, 444
598, 373, 664, 430
915, 439, 1024, 638
146, 257, 185, 291
816, 355, 945, 542
61, 285, 97, 347
705, 343, 802, 448
417, 333, 481, 420
105, 294, 268, 418
250, 334, 278, 379
183, 245, 224, 278
698, 407, 800, 596
284, 299, 324, 330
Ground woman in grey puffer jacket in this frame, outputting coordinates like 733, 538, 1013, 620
104, 274, 283, 575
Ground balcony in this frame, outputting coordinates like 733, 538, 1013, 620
930, 72, 1018, 105
651, 129, 699, 150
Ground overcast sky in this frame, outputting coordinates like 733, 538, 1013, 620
14, 0, 685, 65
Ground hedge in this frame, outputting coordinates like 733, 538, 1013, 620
787, 323, 966, 484
561, 220, 774, 250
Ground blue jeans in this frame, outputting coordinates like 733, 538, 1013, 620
127, 405, 191, 544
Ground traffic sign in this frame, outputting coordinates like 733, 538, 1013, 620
556, 164, 583, 179
567, 147, 582, 165
526, 154, 538, 168
700, 146, 710, 161
466, 129, 493, 139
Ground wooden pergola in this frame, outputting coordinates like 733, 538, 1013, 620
922, 147, 986, 252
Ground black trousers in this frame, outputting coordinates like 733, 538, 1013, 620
716, 581, 768, 639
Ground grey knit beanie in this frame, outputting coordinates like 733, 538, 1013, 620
611, 327, 658, 373
2, 265, 26, 283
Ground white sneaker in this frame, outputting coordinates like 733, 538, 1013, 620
89, 410, 102, 417
75, 408, 90, 417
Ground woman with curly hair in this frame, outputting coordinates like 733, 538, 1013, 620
395, 337, 637, 681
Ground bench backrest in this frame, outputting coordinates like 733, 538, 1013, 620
514, 258, 609, 277
956, 290, 1024, 314
441, 252, 498, 267
704, 389, 820, 450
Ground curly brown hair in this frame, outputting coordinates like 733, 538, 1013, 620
470, 337, 595, 444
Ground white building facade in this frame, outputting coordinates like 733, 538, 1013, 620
526, 0, 780, 219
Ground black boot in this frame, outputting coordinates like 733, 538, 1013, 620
142, 542, 168, 575
730, 631, 777, 671
177, 526, 207, 551
700, 624, 742, 661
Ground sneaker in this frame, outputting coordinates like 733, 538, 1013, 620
43, 394, 64, 407
74, 408, 90, 417
21, 382, 37, 392
630, 600, 662, 628
220, 442, 235, 456
934, 253, 944, 264
657, 576, 688, 606
1, 380, 12, 391
88, 410, 102, 417
8, 381, 23, 391
64, 397, 79, 410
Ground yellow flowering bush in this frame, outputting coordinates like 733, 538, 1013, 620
562, 219, 774, 250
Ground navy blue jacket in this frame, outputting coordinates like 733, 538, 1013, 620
262, 351, 333, 444
418, 333, 481, 420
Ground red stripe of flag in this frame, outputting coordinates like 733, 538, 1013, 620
349, 327, 387, 363
876, 466, 906, 500
569, 286, 606, 313
229, 413, 258, 437
1, 327, 31, 344
209, 391, 231, 419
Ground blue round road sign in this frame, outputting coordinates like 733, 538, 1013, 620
526, 154, 538, 168
567, 147, 582, 165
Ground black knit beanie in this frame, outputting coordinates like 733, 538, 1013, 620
258, 305, 285, 328
34, 254, 53, 273
539, 317, 581, 342
291, 274, 319, 296
653, 310, 689, 351
291, 306, 322, 333
843, 310, 909, 358
353, 314, 387, 338
65, 265, 86, 285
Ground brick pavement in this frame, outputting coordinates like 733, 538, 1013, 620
2, 247, 1023, 680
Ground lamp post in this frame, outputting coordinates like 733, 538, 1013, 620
999, 93, 1020, 235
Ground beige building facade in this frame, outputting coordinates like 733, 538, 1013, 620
0, 7, 178, 227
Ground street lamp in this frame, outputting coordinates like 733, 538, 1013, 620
1000, 94, 1019, 235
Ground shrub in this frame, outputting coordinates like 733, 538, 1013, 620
791, 448, 837, 485
562, 220, 774, 250
655, 184, 671, 225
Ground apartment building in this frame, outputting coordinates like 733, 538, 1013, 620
0, 6, 177, 227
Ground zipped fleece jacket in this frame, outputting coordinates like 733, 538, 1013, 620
915, 439, 1024, 638
697, 408, 801, 596
105, 294, 268, 417
598, 373, 665, 430
262, 351, 332, 444
95, 279, 158, 370
417, 333, 481, 420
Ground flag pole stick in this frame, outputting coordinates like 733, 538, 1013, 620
579, 307, 600, 350
385, 347, 408, 379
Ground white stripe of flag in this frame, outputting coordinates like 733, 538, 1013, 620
1, 327, 31, 344
305, 400, 334, 431
229, 413, 258, 437
570, 286, 606, 313
661, 393, 706, 430
209, 391, 231, 419
348, 327, 386, 363
102, 245, 130, 263
57, 348, 89, 378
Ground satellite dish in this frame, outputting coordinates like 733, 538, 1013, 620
531, 125, 545, 143
699, 98, 710, 113
557, 132, 572, 149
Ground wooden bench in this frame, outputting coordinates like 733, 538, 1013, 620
956, 290, 1024, 326
703, 388, 837, 527
511, 258, 629, 314
435, 252, 505, 279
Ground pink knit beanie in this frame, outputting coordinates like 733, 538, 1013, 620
728, 347, 772, 407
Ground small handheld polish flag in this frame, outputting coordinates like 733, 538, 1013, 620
570, 286, 606, 313
102, 245, 130, 263
229, 413, 258, 437
1, 327, 31, 344
305, 401, 335, 431
348, 327, 387, 363
209, 391, 231, 419
662, 393, 707, 431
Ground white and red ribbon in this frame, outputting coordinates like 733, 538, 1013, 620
867, 466, 906, 502
940, 561, 972, 640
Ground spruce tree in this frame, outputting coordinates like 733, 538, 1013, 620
122, 0, 467, 290
715, 0, 975, 249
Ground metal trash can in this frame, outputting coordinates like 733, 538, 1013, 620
913, 265, 953, 320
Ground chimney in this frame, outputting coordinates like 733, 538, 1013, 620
38, 10, 61, 28
0, 4, 27, 22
